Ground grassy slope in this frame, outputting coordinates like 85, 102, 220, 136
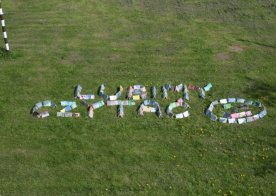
0, 0, 275, 195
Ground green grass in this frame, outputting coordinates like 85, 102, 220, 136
0, 0, 275, 195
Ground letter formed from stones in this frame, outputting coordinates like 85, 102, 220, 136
166, 98, 190, 119
100, 84, 124, 101
31, 100, 57, 118
206, 98, 267, 124
139, 100, 162, 118
151, 86, 157, 99
117, 104, 124, 118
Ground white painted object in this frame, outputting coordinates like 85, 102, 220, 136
246, 117, 254, 122
212, 100, 219, 105
208, 103, 214, 112
220, 99, 227, 104
237, 98, 245, 103
175, 113, 184, 119
219, 117, 227, 123
133, 85, 143, 89
183, 111, 190, 117
41, 111, 50, 118
253, 114, 260, 120
107, 100, 120, 106
238, 118, 246, 124
79, 94, 95, 100
71, 102, 77, 109
228, 118, 236, 124
109, 95, 117, 101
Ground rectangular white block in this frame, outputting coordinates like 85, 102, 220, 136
220, 99, 227, 104
133, 85, 142, 90
212, 100, 219, 105
175, 113, 184, 119
40, 111, 49, 118
228, 118, 236, 124
237, 98, 245, 103
0, 8, 3, 15
1, 20, 5, 26
246, 116, 254, 122
107, 100, 120, 106
109, 95, 117, 101
79, 94, 95, 100
238, 112, 246, 118
219, 117, 227, 123
6, 44, 9, 50
253, 114, 260, 120
208, 103, 214, 112
259, 109, 267, 118
238, 118, 246, 124
183, 111, 190, 117
228, 98, 236, 103
3, 31, 7, 38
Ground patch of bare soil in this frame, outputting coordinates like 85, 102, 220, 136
215, 52, 231, 61
229, 45, 244, 53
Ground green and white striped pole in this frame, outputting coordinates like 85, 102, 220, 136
0, 0, 10, 51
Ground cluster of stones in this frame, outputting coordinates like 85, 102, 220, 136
31, 100, 57, 118
138, 100, 162, 118
166, 98, 190, 119
205, 98, 267, 124
31, 83, 267, 124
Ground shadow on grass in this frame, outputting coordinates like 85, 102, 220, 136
0, 47, 22, 59
244, 77, 276, 177
237, 38, 276, 49
254, 157, 276, 177
243, 77, 276, 107
0, 46, 19, 60
0, 47, 10, 57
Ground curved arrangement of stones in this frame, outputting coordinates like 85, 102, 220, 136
99, 84, 123, 101
205, 98, 267, 124
31, 100, 57, 118
127, 85, 147, 100
74, 84, 95, 100
138, 100, 162, 118
166, 98, 190, 119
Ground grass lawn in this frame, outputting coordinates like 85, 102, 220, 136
0, 0, 275, 195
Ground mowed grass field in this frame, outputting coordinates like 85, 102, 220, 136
0, 0, 275, 195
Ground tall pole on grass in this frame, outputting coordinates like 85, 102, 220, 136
0, 0, 10, 51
